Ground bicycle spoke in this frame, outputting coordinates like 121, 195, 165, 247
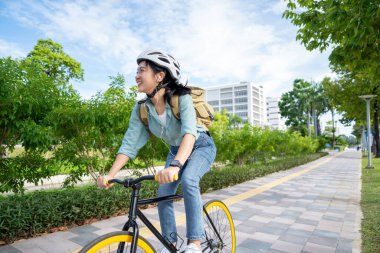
203, 201, 235, 253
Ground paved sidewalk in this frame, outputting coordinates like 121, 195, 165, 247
0, 149, 362, 253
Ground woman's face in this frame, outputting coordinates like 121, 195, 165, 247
135, 61, 164, 94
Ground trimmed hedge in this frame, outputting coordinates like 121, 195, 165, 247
200, 152, 327, 192
0, 152, 327, 243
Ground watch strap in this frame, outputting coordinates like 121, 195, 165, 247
170, 160, 183, 169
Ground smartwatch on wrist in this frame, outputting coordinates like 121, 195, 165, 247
169, 160, 183, 169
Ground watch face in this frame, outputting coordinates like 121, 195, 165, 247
170, 160, 182, 168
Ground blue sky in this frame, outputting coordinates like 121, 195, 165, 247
0, 0, 353, 135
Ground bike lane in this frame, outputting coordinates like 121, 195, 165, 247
0, 149, 362, 253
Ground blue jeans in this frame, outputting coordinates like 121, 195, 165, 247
157, 132, 217, 242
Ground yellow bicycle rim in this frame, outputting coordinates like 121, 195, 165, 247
204, 200, 236, 253
84, 233, 154, 253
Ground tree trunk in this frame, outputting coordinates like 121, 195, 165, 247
332, 110, 336, 149
317, 118, 322, 136
312, 107, 317, 137
373, 100, 380, 157
307, 111, 311, 137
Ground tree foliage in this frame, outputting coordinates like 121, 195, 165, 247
283, 0, 380, 83
26, 39, 84, 83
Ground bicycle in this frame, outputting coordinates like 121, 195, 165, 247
79, 175, 236, 253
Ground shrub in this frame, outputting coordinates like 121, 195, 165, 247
0, 152, 327, 243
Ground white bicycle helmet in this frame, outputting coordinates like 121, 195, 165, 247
137, 49, 181, 80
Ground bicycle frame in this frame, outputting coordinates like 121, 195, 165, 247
114, 178, 224, 253
118, 181, 182, 253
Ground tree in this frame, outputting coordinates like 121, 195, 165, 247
48, 74, 137, 185
283, 0, 379, 83
284, 0, 380, 155
321, 77, 380, 154
227, 113, 242, 129
279, 79, 327, 136
26, 39, 84, 83
0, 39, 84, 193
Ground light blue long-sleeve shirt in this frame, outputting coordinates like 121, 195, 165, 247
117, 94, 206, 160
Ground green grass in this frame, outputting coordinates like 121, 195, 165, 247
361, 154, 380, 253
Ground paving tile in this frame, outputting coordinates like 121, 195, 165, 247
235, 231, 251, 246
286, 228, 313, 238
258, 226, 287, 236
271, 240, 303, 253
235, 223, 259, 234
238, 239, 272, 252
279, 234, 309, 245
267, 221, 290, 230
336, 238, 353, 253
251, 232, 279, 243
295, 218, 318, 226
289, 223, 315, 232
302, 242, 335, 253
308, 235, 338, 248
0, 246, 24, 253
273, 217, 295, 225
69, 232, 99, 247
268, 249, 288, 253
70, 225, 99, 235
312, 229, 340, 239
248, 215, 273, 223
236, 245, 256, 253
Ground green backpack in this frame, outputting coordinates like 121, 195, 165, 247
139, 86, 215, 130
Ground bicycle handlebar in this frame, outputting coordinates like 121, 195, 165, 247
106, 174, 178, 187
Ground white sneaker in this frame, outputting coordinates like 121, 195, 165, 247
184, 243, 202, 253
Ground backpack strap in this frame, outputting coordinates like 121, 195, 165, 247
170, 94, 181, 120
138, 102, 149, 128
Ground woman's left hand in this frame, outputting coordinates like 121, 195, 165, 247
157, 166, 180, 184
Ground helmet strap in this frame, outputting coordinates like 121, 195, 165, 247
147, 82, 169, 99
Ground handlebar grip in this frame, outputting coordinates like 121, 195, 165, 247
154, 174, 179, 181
106, 178, 119, 185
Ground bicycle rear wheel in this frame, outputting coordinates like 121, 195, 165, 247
79, 231, 155, 253
202, 200, 236, 253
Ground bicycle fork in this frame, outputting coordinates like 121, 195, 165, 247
117, 183, 141, 253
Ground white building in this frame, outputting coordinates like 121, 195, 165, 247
266, 97, 287, 130
205, 81, 267, 126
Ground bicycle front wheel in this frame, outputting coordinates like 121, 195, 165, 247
202, 200, 236, 253
79, 231, 155, 253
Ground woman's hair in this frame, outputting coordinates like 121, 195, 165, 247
143, 59, 191, 105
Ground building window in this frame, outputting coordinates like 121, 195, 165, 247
235, 97, 247, 104
221, 99, 233, 105
221, 88, 232, 92
234, 90, 247, 96
235, 85, 247, 91
221, 92, 233, 99
208, 100, 219, 106
235, 104, 248, 111
236, 112, 248, 117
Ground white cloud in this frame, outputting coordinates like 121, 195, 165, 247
264, 0, 288, 15
3, 0, 333, 100
0, 39, 26, 58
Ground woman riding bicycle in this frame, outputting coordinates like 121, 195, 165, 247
98, 49, 217, 253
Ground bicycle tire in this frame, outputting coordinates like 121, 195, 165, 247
79, 231, 155, 253
202, 200, 236, 253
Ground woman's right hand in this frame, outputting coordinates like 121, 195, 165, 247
97, 175, 113, 189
